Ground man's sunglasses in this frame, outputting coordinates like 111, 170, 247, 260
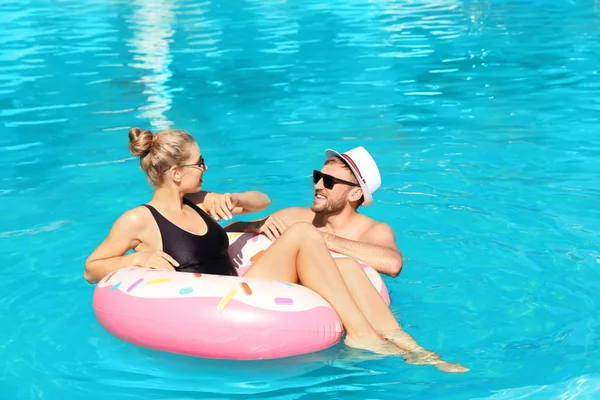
162, 156, 206, 174
313, 170, 360, 190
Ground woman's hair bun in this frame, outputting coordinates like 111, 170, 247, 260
128, 127, 154, 157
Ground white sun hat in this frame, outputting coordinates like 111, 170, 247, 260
324, 146, 381, 206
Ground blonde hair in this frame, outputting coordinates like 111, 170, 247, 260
128, 127, 196, 187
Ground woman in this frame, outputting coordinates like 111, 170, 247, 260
85, 127, 404, 356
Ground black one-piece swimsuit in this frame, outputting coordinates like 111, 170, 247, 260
142, 198, 238, 276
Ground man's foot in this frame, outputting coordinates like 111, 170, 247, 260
344, 336, 403, 355
433, 361, 469, 373
403, 350, 469, 373
382, 329, 469, 373
402, 349, 441, 364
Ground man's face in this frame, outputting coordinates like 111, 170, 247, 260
310, 163, 360, 214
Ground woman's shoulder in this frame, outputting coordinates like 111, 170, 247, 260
112, 205, 154, 232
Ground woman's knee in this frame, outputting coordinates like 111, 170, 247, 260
285, 222, 323, 241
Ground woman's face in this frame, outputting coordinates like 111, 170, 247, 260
176, 142, 208, 193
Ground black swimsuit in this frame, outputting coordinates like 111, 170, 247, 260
142, 198, 238, 276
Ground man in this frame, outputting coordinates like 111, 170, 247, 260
227, 147, 468, 373
241, 146, 402, 277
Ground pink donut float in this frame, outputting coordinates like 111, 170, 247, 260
92, 232, 390, 360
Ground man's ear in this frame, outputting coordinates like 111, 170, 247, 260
348, 188, 363, 202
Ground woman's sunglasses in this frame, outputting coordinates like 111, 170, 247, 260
162, 156, 206, 174
313, 170, 360, 190
179, 156, 206, 170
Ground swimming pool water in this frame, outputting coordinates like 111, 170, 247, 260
1, 0, 600, 398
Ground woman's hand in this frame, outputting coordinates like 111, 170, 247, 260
132, 250, 179, 270
209, 192, 239, 221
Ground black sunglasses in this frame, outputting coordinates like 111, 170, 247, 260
313, 170, 360, 190
163, 156, 206, 174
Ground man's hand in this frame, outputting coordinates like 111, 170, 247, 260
210, 193, 239, 221
254, 215, 288, 241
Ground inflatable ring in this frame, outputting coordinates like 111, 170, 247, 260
92, 232, 390, 360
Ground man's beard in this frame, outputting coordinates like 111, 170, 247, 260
310, 192, 346, 214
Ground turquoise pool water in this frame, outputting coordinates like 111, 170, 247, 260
2, 0, 600, 398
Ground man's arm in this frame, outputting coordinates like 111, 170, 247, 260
322, 223, 403, 277
223, 208, 286, 233
224, 207, 310, 236
223, 217, 267, 233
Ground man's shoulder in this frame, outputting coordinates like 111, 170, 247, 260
354, 213, 381, 228
357, 215, 395, 241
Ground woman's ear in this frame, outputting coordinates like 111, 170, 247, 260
168, 167, 182, 184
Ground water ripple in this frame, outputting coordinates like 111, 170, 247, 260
0, 220, 69, 239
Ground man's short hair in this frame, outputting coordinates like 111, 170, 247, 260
324, 157, 365, 207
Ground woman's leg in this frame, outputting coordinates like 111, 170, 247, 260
243, 222, 401, 355
334, 259, 407, 340
335, 258, 469, 373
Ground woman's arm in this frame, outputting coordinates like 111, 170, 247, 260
84, 208, 178, 284
229, 191, 271, 214
186, 190, 271, 220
